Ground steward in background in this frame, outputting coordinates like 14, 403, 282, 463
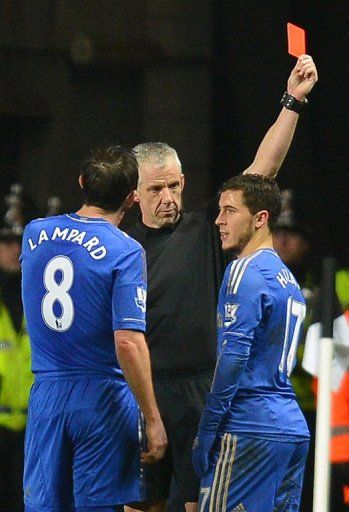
0, 185, 39, 512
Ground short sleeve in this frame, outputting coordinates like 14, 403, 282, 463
112, 245, 147, 332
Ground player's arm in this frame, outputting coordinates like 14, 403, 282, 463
243, 55, 318, 178
114, 329, 167, 464
192, 265, 267, 478
192, 321, 253, 478
113, 245, 167, 464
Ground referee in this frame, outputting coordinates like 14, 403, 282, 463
126, 55, 318, 512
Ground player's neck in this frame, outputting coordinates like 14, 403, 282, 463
238, 232, 274, 258
76, 205, 124, 227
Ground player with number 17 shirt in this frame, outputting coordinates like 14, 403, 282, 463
193, 175, 310, 512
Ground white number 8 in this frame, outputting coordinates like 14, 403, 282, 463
41, 256, 75, 331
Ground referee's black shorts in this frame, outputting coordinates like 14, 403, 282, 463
142, 368, 214, 505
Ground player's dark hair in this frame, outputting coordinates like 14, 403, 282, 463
220, 174, 282, 230
80, 145, 138, 212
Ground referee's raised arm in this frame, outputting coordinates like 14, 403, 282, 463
244, 55, 318, 178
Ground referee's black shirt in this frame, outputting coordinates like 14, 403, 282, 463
128, 198, 228, 377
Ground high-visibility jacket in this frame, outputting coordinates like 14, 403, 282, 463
312, 366, 349, 463
0, 297, 33, 431
331, 270, 349, 462
330, 369, 349, 463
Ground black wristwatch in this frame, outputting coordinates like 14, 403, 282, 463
280, 91, 308, 114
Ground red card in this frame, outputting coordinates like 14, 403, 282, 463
287, 23, 306, 58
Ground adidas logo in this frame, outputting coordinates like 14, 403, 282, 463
233, 504, 246, 512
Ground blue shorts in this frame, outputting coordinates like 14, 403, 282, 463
24, 375, 143, 512
198, 433, 309, 512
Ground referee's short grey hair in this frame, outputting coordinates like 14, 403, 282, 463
133, 142, 182, 171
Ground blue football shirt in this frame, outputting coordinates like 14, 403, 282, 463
200, 248, 309, 440
21, 213, 147, 377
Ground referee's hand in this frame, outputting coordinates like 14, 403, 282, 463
141, 416, 168, 464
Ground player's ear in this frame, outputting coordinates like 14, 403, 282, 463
78, 175, 84, 189
180, 174, 185, 191
255, 210, 269, 228
123, 190, 136, 210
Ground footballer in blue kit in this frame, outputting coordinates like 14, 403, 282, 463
193, 175, 309, 512
21, 146, 167, 512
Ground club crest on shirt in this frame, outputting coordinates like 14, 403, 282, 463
134, 286, 147, 313
224, 303, 239, 327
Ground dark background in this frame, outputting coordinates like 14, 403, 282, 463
1, 1, 348, 265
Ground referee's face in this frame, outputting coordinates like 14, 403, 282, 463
216, 190, 255, 254
136, 156, 185, 229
